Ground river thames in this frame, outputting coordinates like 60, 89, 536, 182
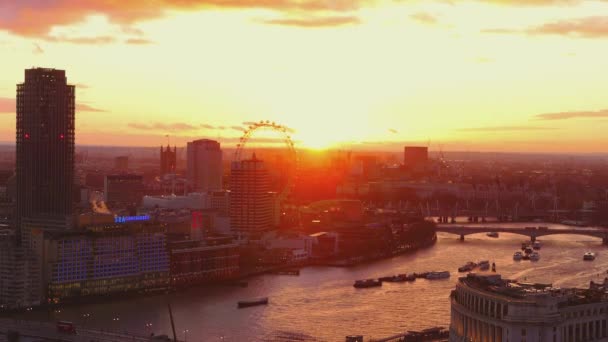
21, 222, 608, 341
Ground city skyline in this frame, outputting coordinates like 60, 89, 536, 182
1, 1, 608, 152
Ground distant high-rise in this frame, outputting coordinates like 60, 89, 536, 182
16, 68, 75, 235
104, 174, 145, 207
160, 145, 176, 176
403, 146, 428, 168
230, 154, 273, 235
187, 139, 222, 192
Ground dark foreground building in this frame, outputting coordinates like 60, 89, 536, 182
16, 68, 75, 238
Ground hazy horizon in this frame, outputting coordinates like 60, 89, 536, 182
2, 1, 608, 153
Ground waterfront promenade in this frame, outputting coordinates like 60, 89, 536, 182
0, 318, 176, 342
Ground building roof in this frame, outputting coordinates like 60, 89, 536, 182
461, 273, 608, 307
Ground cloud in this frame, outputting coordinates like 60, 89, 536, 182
75, 83, 90, 89
409, 12, 438, 25
0, 1, 366, 39
200, 124, 216, 129
388, 128, 398, 134
527, 16, 608, 38
456, 125, 556, 132
535, 109, 608, 120
44, 35, 117, 44
128, 122, 199, 131
483, 16, 608, 38
261, 15, 360, 28
76, 103, 105, 112
231, 125, 246, 131
125, 38, 154, 45
32, 43, 44, 54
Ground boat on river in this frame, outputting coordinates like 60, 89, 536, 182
513, 251, 523, 261
478, 260, 490, 271
584, 252, 596, 261
458, 262, 477, 272
530, 252, 540, 261
354, 279, 382, 288
379, 274, 409, 283
426, 271, 450, 280
237, 297, 268, 308
486, 232, 499, 238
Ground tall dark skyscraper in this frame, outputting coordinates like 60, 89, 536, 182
160, 145, 176, 176
16, 68, 75, 235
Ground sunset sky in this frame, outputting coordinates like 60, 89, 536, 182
1, 0, 608, 153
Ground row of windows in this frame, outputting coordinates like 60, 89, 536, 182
562, 319, 608, 342
563, 307, 608, 320
454, 287, 508, 319
451, 308, 504, 342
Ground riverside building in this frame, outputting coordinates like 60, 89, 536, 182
450, 273, 608, 342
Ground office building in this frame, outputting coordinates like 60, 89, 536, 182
450, 273, 608, 342
230, 155, 274, 235
16, 68, 75, 236
187, 139, 222, 192
403, 146, 428, 168
160, 145, 177, 176
42, 220, 170, 302
104, 174, 144, 207
169, 239, 239, 287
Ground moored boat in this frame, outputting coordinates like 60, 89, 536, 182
414, 272, 429, 279
354, 279, 382, 288
237, 297, 269, 308
380, 275, 408, 283
379, 276, 396, 282
478, 260, 490, 271
426, 271, 450, 279
530, 252, 540, 261
533, 241, 541, 250
486, 232, 499, 238
513, 251, 523, 261
458, 262, 477, 272
524, 247, 533, 255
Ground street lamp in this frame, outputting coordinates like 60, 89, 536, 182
82, 313, 90, 328
145, 322, 153, 335
183, 329, 189, 342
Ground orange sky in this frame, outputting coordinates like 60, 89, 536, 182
1, 0, 608, 153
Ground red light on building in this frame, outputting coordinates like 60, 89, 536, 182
192, 211, 203, 230
59, 134, 65, 139
24, 133, 30, 139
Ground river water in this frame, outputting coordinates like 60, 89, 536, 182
20, 222, 608, 341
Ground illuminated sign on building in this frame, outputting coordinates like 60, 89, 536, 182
114, 215, 150, 223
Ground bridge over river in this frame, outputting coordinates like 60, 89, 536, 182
437, 224, 608, 244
